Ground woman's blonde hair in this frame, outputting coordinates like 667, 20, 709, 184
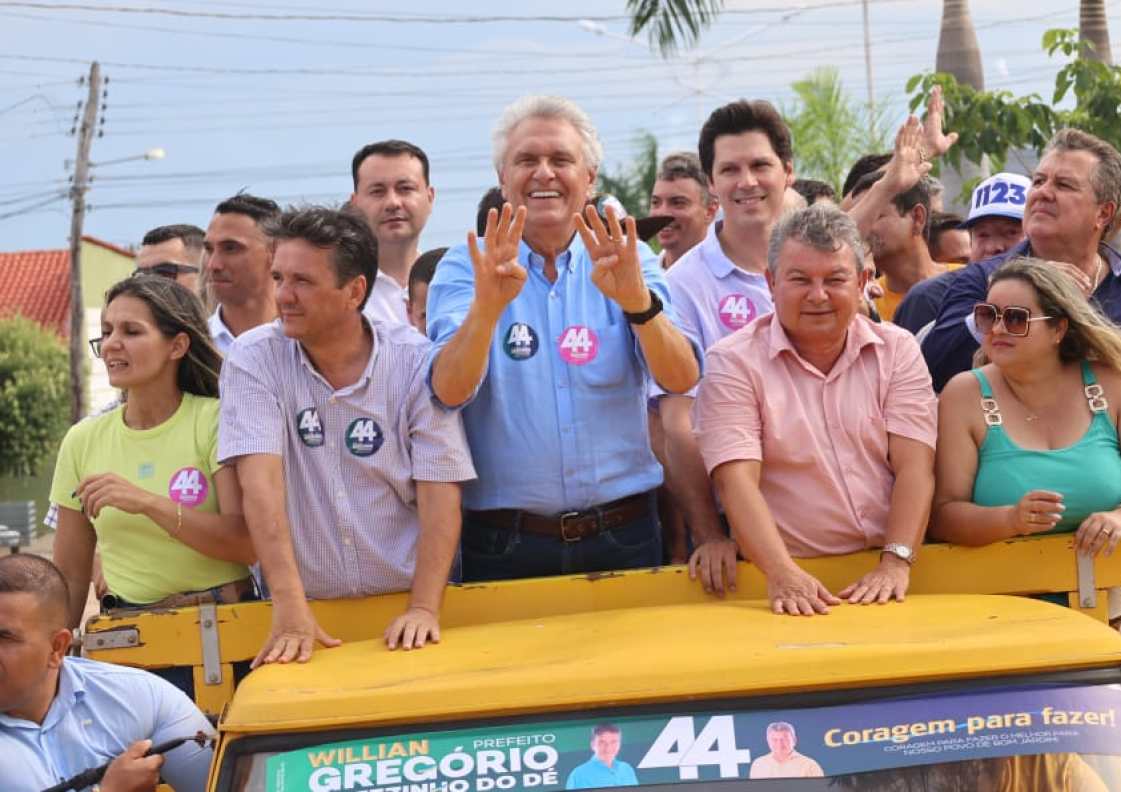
974, 256, 1121, 371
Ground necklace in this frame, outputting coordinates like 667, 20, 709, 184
1003, 377, 1044, 423
1091, 254, 1106, 293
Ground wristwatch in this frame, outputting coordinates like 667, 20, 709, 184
881, 543, 915, 565
623, 289, 663, 325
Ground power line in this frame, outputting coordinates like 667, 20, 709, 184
0, 192, 67, 221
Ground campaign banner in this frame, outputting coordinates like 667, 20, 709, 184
265, 684, 1121, 791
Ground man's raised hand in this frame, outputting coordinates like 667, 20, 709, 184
576, 204, 651, 314
468, 203, 528, 317
922, 84, 959, 159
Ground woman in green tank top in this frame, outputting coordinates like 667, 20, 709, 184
932, 258, 1121, 559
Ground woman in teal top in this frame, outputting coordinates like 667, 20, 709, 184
933, 257, 1121, 560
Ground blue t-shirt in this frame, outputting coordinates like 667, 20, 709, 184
566, 756, 640, 789
0, 657, 213, 792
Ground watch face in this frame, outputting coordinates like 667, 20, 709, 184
888, 544, 913, 561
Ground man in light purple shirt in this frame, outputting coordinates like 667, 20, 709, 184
218, 206, 475, 666
657, 100, 793, 595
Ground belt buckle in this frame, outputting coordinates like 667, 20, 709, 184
559, 511, 583, 542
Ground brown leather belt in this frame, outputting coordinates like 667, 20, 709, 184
102, 577, 254, 612
467, 491, 653, 542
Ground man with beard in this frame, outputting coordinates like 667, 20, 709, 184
350, 139, 436, 326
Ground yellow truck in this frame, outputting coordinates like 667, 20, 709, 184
84, 534, 1121, 791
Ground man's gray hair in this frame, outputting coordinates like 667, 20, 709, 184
767, 721, 797, 739
492, 95, 604, 173
767, 204, 866, 275
1043, 127, 1121, 235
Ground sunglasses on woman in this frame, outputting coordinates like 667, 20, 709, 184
973, 302, 1055, 337
132, 262, 200, 280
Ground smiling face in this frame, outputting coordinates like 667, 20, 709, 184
766, 728, 795, 762
98, 294, 187, 390
979, 276, 1065, 367
709, 131, 793, 234
1025, 149, 1114, 253
767, 238, 867, 349
591, 730, 622, 766
350, 153, 435, 248
272, 238, 366, 344
204, 211, 275, 309
649, 176, 714, 261
499, 115, 595, 241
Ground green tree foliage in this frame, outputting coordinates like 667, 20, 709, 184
906, 29, 1121, 181
0, 317, 69, 477
625, 0, 724, 55
597, 131, 660, 218
784, 67, 891, 197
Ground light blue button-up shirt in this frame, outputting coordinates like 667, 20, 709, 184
0, 657, 213, 792
565, 756, 639, 789
428, 234, 694, 514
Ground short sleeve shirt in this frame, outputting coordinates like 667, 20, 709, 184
0, 657, 213, 792
218, 317, 476, 598
49, 394, 248, 603
694, 314, 937, 557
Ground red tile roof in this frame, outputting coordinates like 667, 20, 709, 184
0, 247, 71, 336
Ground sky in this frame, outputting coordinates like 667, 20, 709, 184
0, 0, 1116, 253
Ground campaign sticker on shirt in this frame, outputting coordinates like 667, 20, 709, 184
717, 293, 757, 330
503, 322, 539, 360
296, 407, 325, 447
558, 325, 599, 365
345, 417, 383, 457
168, 467, 209, 508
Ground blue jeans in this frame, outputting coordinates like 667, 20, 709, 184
461, 493, 663, 582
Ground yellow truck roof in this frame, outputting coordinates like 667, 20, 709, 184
222, 594, 1121, 734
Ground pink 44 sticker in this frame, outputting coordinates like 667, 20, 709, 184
558, 325, 599, 365
168, 466, 209, 507
718, 293, 757, 330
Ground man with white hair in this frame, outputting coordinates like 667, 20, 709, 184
749, 722, 823, 779
427, 95, 700, 581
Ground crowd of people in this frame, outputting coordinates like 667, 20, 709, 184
6, 86, 1121, 791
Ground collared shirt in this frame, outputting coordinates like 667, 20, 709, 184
922, 240, 1121, 390
0, 657, 212, 792
362, 269, 410, 326
565, 757, 639, 789
748, 751, 824, 779
665, 220, 773, 352
217, 316, 475, 599
428, 234, 696, 514
694, 313, 937, 557
207, 306, 236, 356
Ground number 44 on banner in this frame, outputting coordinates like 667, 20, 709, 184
638, 716, 752, 780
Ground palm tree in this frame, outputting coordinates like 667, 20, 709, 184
935, 0, 984, 89
625, 0, 723, 55
1080, 0, 1113, 64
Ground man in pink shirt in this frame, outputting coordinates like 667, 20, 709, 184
694, 204, 936, 616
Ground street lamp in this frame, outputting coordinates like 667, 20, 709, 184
91, 147, 166, 168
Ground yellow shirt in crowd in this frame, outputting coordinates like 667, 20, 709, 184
51, 393, 249, 604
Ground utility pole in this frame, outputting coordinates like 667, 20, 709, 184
67, 61, 100, 423
862, 0, 875, 139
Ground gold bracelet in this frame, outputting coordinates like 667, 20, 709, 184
172, 501, 183, 537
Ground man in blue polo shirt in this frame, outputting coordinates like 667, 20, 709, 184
0, 555, 212, 792
923, 128, 1121, 390
566, 724, 639, 789
427, 95, 700, 581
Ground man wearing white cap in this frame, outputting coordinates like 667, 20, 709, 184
893, 172, 1029, 335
